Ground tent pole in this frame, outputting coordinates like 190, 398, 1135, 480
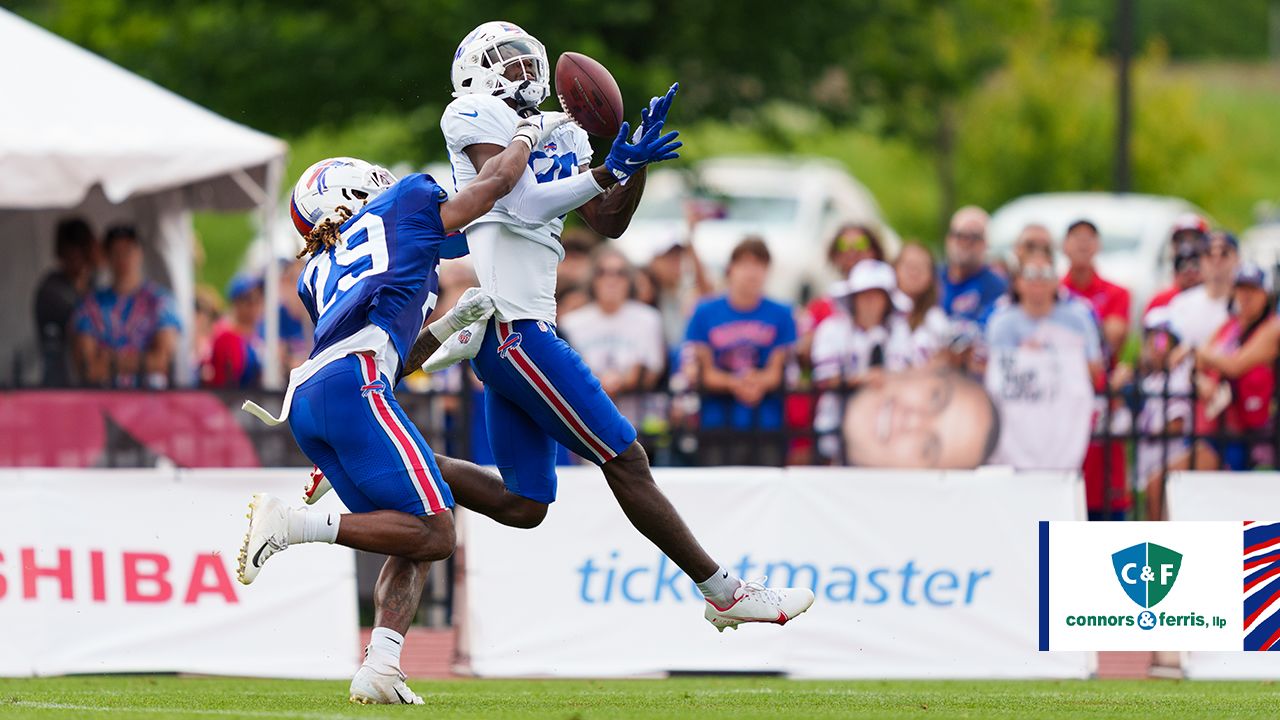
240, 162, 286, 390
259, 159, 282, 389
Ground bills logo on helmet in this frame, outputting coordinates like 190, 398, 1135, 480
307, 158, 356, 196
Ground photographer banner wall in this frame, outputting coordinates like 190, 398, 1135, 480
461, 466, 1091, 679
0, 468, 358, 679
1168, 471, 1280, 678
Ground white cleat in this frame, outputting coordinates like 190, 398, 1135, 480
302, 465, 331, 505
236, 493, 290, 585
349, 665, 424, 705
704, 577, 815, 632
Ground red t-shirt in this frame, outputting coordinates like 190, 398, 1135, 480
1062, 269, 1131, 324
1064, 270, 1132, 511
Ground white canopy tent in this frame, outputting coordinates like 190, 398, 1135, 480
0, 8, 287, 387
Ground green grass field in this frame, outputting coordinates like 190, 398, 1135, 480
2, 676, 1280, 720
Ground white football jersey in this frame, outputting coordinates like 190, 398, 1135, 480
442, 93, 594, 323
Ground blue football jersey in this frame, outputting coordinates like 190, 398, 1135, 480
298, 174, 448, 373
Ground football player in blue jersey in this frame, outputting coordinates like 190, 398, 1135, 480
438, 21, 814, 635
234, 112, 579, 704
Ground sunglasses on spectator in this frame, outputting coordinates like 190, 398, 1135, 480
1019, 266, 1056, 281
949, 230, 983, 243
836, 232, 870, 253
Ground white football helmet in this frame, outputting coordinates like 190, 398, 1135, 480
451, 21, 549, 112
289, 157, 396, 237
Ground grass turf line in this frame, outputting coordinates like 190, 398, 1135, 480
3, 676, 1280, 720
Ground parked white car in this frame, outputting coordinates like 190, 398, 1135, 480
988, 192, 1211, 314
1241, 222, 1280, 284
614, 157, 898, 302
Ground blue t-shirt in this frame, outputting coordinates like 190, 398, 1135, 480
939, 265, 1008, 329
73, 281, 181, 351
685, 296, 796, 430
985, 301, 1102, 362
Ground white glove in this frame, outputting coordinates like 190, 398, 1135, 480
422, 316, 489, 373
512, 111, 573, 149
428, 287, 495, 343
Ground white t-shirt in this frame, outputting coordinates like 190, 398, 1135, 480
560, 301, 665, 424
984, 345, 1094, 471
1135, 361, 1193, 488
810, 312, 916, 384
907, 306, 952, 365
442, 94, 594, 323
1167, 285, 1231, 348
810, 313, 916, 444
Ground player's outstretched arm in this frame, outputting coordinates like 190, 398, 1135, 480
485, 116, 681, 232
577, 83, 679, 238
439, 114, 569, 232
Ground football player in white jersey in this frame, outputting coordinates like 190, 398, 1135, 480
436, 21, 814, 632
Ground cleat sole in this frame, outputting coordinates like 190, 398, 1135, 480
236, 495, 264, 586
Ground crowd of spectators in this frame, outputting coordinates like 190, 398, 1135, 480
28, 203, 1280, 518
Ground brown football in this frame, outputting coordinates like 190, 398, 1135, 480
555, 51, 623, 138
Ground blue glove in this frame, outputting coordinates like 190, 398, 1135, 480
604, 120, 682, 182
632, 82, 679, 143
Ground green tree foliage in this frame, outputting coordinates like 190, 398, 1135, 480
1057, 0, 1275, 60
953, 23, 1239, 222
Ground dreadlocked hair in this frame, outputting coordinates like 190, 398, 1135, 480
297, 205, 355, 259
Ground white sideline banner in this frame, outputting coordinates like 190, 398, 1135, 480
0, 469, 358, 679
1168, 471, 1280, 678
461, 467, 1091, 679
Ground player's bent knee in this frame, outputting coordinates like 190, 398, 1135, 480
411, 512, 456, 562
504, 497, 548, 529
603, 441, 652, 482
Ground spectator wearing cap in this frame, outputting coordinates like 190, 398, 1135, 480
1061, 219, 1131, 364
1114, 307, 1196, 520
259, 258, 312, 371
684, 237, 795, 445
201, 274, 264, 389
1167, 230, 1238, 348
561, 247, 666, 427
1147, 214, 1209, 313
34, 217, 97, 386
72, 225, 181, 388
939, 206, 1007, 330
810, 259, 917, 462
1190, 263, 1275, 471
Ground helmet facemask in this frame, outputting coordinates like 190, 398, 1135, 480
452, 22, 550, 113
488, 38, 549, 111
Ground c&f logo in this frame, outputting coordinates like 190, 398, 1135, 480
1112, 542, 1182, 608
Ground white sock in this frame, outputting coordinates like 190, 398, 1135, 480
364, 627, 405, 674
286, 508, 340, 544
696, 566, 741, 608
